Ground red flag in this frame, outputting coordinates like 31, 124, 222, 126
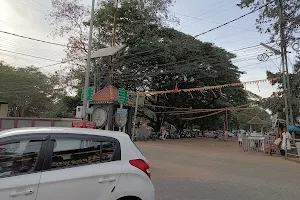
174, 81, 179, 93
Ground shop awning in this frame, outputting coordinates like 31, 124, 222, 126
288, 125, 300, 132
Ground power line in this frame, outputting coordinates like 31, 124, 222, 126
17, 0, 46, 14
0, 48, 61, 62
194, 0, 275, 38
0, 30, 69, 48
0, 36, 64, 57
178, 0, 239, 30
174, 12, 258, 33
30, 0, 50, 9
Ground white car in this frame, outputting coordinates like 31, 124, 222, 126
0, 127, 155, 200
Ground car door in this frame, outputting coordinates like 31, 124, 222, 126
0, 134, 49, 200
36, 133, 122, 200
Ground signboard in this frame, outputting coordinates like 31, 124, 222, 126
115, 114, 127, 127
118, 89, 128, 104
133, 95, 145, 106
115, 108, 128, 127
117, 108, 128, 115
81, 87, 95, 101
72, 120, 96, 129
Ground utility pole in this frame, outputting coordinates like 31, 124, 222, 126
260, 41, 289, 127
82, 0, 96, 120
132, 94, 139, 141
108, 0, 119, 85
284, 51, 294, 125
278, 0, 289, 128
278, 0, 295, 141
278, 0, 294, 126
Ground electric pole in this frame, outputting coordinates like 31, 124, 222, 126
82, 0, 96, 120
278, 0, 290, 128
278, 0, 295, 141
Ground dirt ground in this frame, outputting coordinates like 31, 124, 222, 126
136, 137, 300, 200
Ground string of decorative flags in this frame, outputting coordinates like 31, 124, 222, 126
262, 90, 286, 100
131, 77, 281, 96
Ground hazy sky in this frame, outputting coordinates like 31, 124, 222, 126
0, 0, 296, 97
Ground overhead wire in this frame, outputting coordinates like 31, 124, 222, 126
178, 0, 239, 30
17, 0, 46, 14
174, 12, 258, 33
0, 48, 61, 62
0, 36, 64, 57
194, 0, 276, 37
0, 30, 70, 48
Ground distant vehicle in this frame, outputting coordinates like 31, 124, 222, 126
204, 131, 215, 138
0, 127, 155, 200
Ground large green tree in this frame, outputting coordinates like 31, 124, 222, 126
48, 0, 175, 89
116, 28, 248, 132
0, 62, 61, 117
48, 0, 248, 131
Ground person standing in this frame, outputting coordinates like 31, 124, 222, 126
238, 131, 243, 147
281, 127, 292, 151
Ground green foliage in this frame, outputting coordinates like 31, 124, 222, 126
0, 62, 61, 117
48, 0, 248, 131
260, 59, 300, 122
231, 106, 271, 131
49, 95, 82, 118
117, 28, 248, 132
238, 0, 300, 42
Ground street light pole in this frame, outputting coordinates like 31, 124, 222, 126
82, 0, 96, 120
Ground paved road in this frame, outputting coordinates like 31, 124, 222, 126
137, 138, 300, 200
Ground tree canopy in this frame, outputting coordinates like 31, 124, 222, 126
260, 58, 300, 122
0, 62, 61, 117
46, 0, 255, 131
238, 0, 300, 43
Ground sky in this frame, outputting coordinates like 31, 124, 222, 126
0, 0, 297, 98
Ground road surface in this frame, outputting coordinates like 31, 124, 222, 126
137, 138, 300, 200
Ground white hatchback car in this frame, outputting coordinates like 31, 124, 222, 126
0, 127, 155, 200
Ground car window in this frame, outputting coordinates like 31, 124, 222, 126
50, 139, 116, 169
0, 140, 42, 178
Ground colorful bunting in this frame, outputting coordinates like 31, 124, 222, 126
131, 77, 281, 96
200, 90, 205, 96
174, 81, 179, 93
211, 89, 217, 98
256, 82, 260, 92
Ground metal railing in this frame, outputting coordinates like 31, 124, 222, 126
285, 138, 300, 158
242, 135, 277, 153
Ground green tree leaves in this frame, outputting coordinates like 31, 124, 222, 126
0, 62, 61, 117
